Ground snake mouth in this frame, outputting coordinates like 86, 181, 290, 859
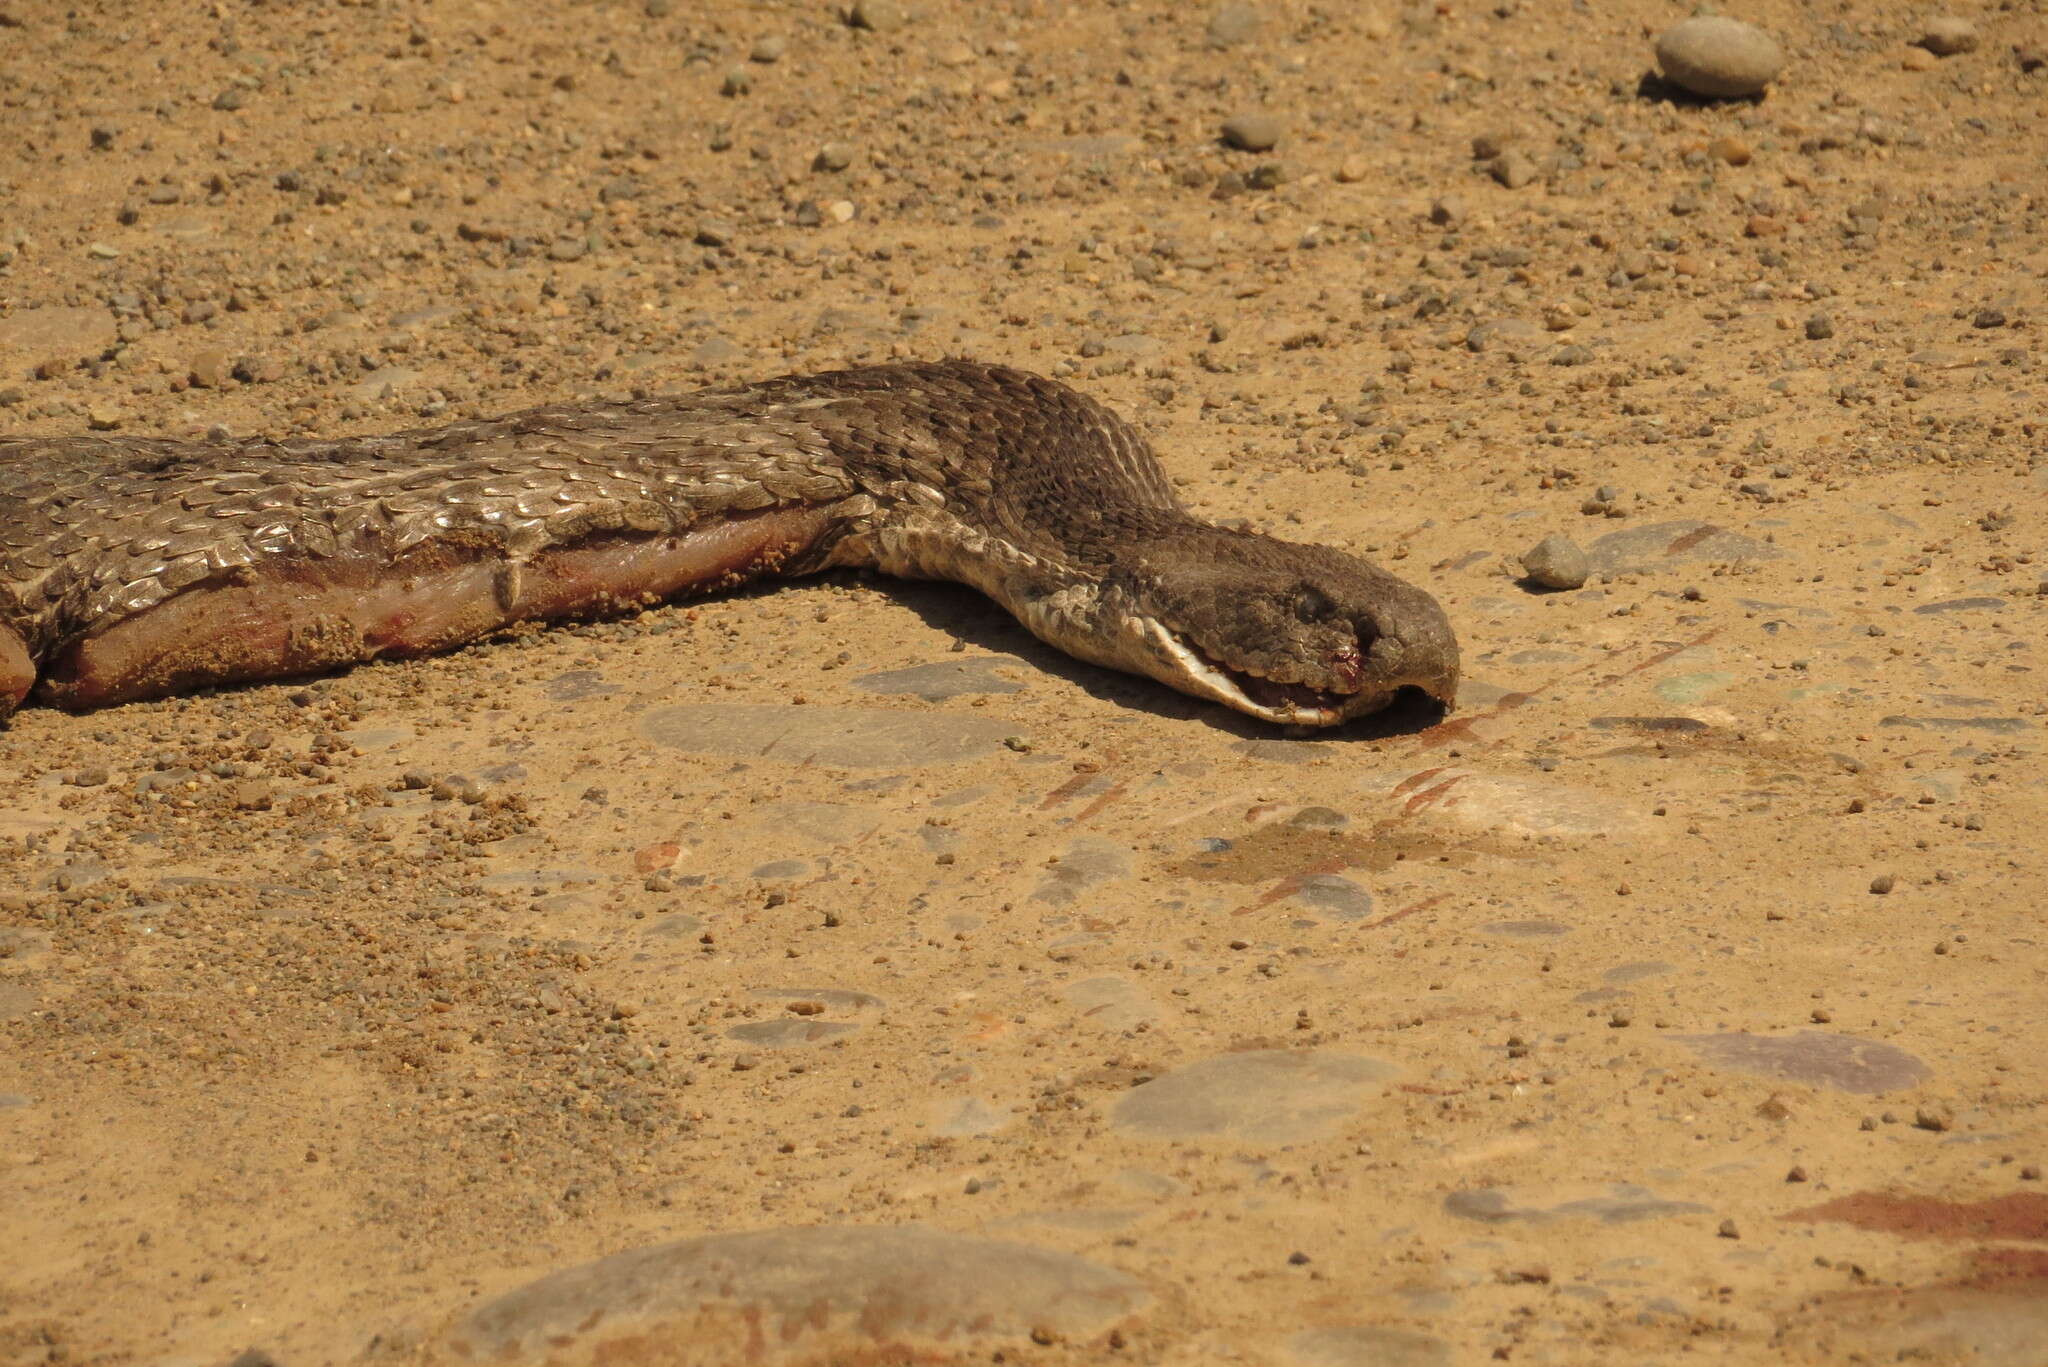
1151, 624, 1363, 725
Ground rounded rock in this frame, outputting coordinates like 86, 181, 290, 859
1919, 17, 1978, 55
1220, 113, 1283, 152
1654, 17, 1784, 99
1521, 535, 1590, 590
442, 1225, 1150, 1365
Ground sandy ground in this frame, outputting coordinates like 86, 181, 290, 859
2, 1, 2045, 1364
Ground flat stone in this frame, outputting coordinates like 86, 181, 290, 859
1603, 960, 1672, 984
1445, 1183, 1710, 1226
1880, 715, 2032, 736
1367, 767, 1649, 840
1032, 837, 1132, 906
1583, 521, 1783, 574
1112, 1049, 1397, 1143
1284, 1326, 1453, 1367
444, 1225, 1150, 1364
1654, 17, 1784, 99
928, 1095, 1011, 1137
726, 1019, 858, 1048
1062, 976, 1163, 1031
1292, 873, 1374, 921
1912, 596, 2005, 614
0, 305, 115, 357
1481, 919, 1571, 937
1670, 1031, 1931, 1094
639, 703, 1017, 767
853, 656, 1025, 702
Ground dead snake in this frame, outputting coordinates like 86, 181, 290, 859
0, 359, 1457, 726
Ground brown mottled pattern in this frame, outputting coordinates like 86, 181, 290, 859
0, 359, 1457, 722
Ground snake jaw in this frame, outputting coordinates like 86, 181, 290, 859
1133, 618, 1368, 726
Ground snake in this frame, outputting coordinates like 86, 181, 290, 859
0, 359, 1457, 728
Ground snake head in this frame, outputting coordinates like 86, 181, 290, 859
1108, 529, 1460, 726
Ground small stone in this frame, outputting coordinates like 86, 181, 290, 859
1334, 156, 1369, 184
1220, 113, 1283, 152
212, 87, 247, 111
1205, 2, 1262, 49
1488, 152, 1538, 189
694, 220, 734, 248
813, 142, 856, 172
1707, 136, 1751, 165
1521, 535, 1590, 590
750, 34, 786, 62
845, 0, 908, 33
1471, 130, 1514, 160
1913, 1104, 1955, 1132
1654, 17, 1784, 99
1717, 1219, 1741, 1239
232, 780, 275, 811
1428, 196, 1464, 226
1919, 17, 1978, 56
188, 350, 231, 388
1900, 45, 1939, 71
1805, 313, 1835, 341
1972, 308, 2007, 330
86, 404, 123, 430
720, 66, 752, 96
1869, 873, 1894, 895
67, 767, 110, 787
86, 242, 120, 259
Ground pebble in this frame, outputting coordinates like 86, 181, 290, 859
720, 67, 752, 96
750, 34, 786, 63
187, 350, 231, 388
1919, 17, 1978, 56
1220, 113, 1283, 152
1205, 2, 1262, 49
812, 142, 856, 172
443, 1226, 1150, 1363
1654, 17, 1784, 99
853, 656, 1025, 702
1487, 151, 1537, 189
1900, 45, 1939, 71
1805, 313, 1835, 340
845, 0, 908, 33
1521, 535, 1590, 590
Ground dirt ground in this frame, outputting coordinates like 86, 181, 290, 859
2, 1, 2045, 1364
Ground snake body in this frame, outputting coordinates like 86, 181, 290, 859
0, 360, 1457, 726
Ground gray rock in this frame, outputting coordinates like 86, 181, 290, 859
1285, 1326, 1453, 1367
1205, 2, 1262, 48
443, 1226, 1150, 1364
1919, 17, 1978, 55
638, 703, 1017, 768
1112, 1049, 1397, 1143
1582, 520, 1784, 574
845, 0, 908, 33
854, 656, 1025, 702
1654, 17, 1784, 99
1446, 1183, 1711, 1226
0, 305, 117, 358
1670, 1031, 1931, 1094
1521, 534, 1590, 589
1220, 113, 1283, 152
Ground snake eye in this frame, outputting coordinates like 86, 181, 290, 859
1294, 586, 1335, 624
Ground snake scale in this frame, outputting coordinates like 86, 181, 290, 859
0, 359, 1457, 727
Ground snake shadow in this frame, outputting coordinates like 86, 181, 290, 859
845, 574, 1447, 744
